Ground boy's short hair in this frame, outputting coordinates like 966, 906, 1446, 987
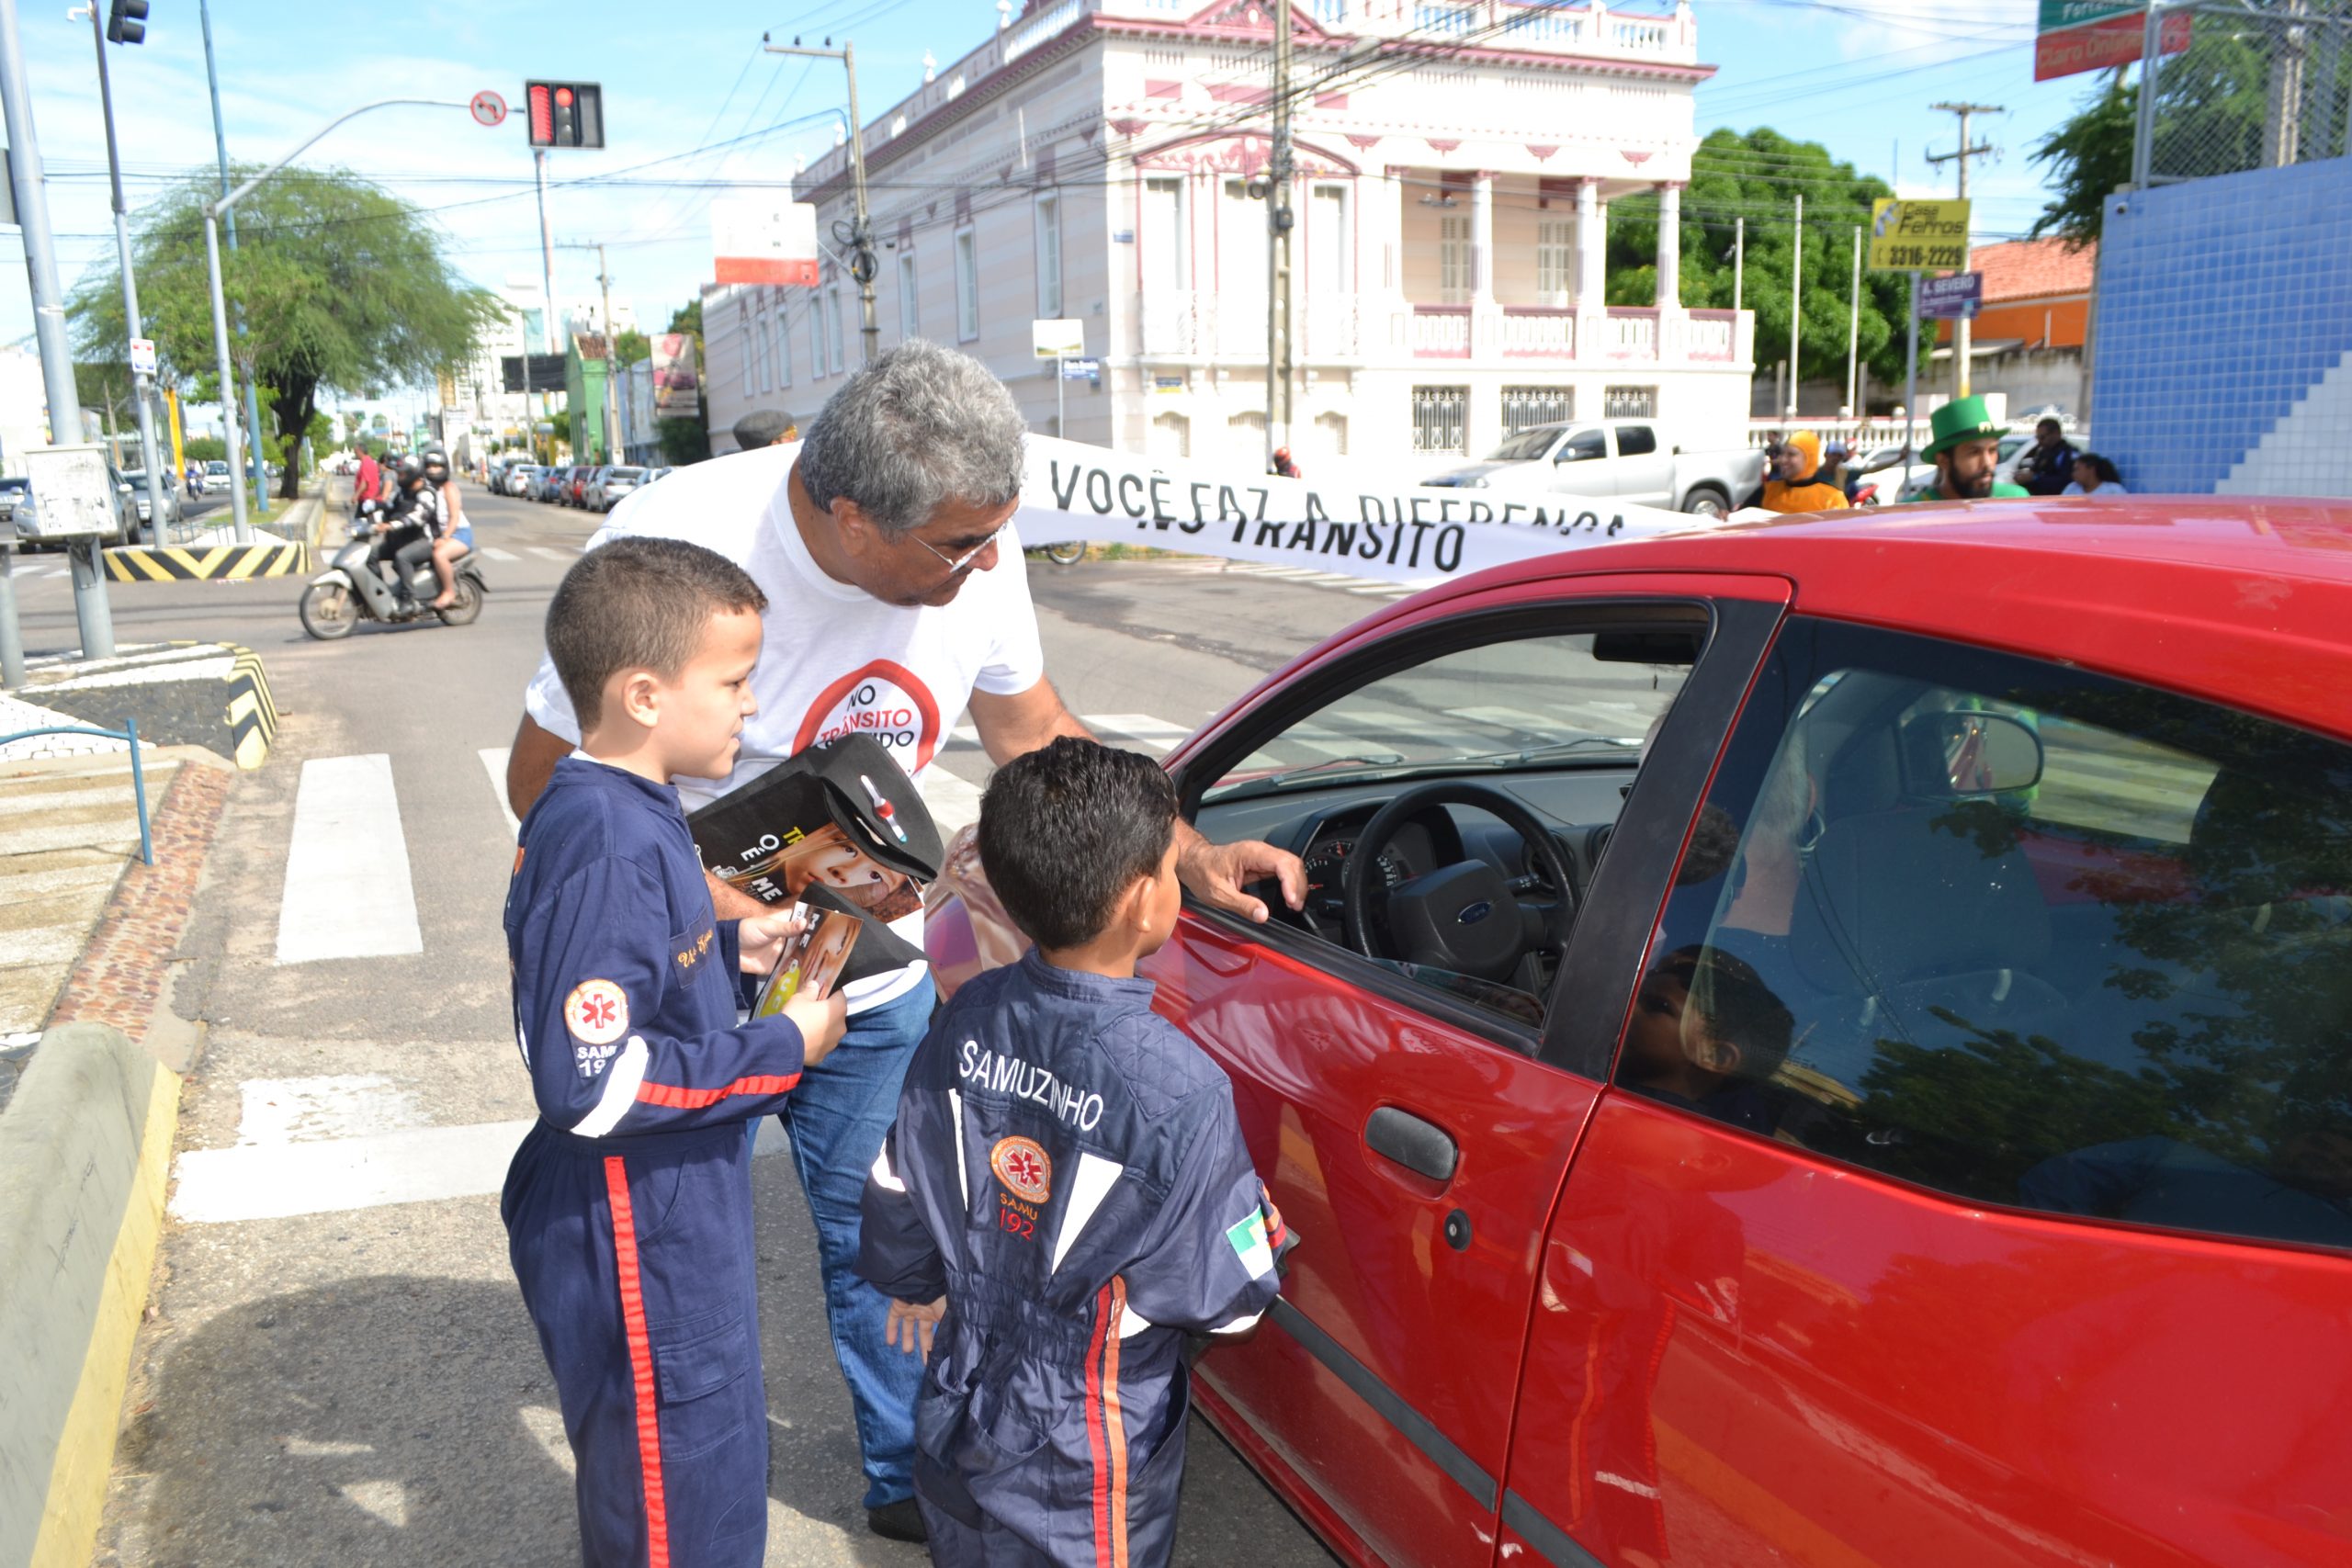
978, 737, 1179, 951
1664, 944, 1796, 1079
547, 536, 767, 732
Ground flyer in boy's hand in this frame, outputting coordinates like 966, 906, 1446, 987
687, 734, 945, 990
752, 903, 862, 1015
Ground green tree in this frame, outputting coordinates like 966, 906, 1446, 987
1606, 128, 1914, 391
614, 328, 650, 367
2029, 72, 2135, 247
69, 166, 501, 501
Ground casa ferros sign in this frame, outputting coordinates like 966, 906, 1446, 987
1869, 198, 1972, 273
2035, 0, 2191, 82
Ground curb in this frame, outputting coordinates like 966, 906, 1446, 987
0, 1025, 178, 1568
102, 540, 310, 581
221, 643, 277, 771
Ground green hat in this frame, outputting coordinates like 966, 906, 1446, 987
1924, 395, 2004, 460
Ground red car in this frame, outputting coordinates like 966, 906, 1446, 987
928, 501, 2352, 1567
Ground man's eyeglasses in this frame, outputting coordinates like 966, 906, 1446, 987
908, 522, 1011, 577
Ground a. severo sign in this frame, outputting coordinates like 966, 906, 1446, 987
1920, 272, 1984, 321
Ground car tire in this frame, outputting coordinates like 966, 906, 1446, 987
1682, 486, 1730, 519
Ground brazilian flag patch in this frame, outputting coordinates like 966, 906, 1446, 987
1227, 1210, 1275, 1280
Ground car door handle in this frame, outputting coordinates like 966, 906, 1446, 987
1365, 1106, 1458, 1183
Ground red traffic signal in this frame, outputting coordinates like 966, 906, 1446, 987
105, 0, 148, 44
524, 81, 603, 150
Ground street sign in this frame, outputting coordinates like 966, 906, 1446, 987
1870, 197, 1971, 272
502, 353, 568, 394
1033, 319, 1084, 359
712, 197, 820, 288
2034, 6, 2190, 79
1061, 357, 1102, 381
128, 336, 156, 377
17, 444, 117, 539
1920, 272, 1984, 320
470, 89, 507, 128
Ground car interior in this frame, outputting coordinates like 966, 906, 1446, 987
1186, 620, 1703, 1032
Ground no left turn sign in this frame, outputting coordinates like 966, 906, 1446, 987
470, 90, 507, 129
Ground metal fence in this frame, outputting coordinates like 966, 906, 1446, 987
2137, 0, 2352, 186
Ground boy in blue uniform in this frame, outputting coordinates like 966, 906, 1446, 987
503, 536, 849, 1567
859, 738, 1288, 1567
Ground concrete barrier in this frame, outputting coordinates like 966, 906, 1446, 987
0, 1024, 178, 1568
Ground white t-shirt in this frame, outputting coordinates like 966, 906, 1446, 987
523, 443, 1046, 1011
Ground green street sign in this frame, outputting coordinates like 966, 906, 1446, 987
2039, 0, 2140, 32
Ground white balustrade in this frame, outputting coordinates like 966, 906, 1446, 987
1606, 310, 1659, 359
1003, 0, 1087, 62
1499, 309, 1575, 357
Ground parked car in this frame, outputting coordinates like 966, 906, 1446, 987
118, 468, 180, 532
925, 499, 2352, 1568
585, 465, 646, 512
1422, 419, 1765, 517
503, 463, 543, 498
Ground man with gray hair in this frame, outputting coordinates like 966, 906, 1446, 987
504, 340, 1302, 1544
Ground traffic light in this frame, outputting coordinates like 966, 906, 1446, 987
525, 82, 604, 150
105, 0, 147, 44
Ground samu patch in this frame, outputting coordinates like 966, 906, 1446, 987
989, 1135, 1053, 1203
564, 978, 630, 1046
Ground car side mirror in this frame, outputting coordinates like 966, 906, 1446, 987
1901, 712, 2043, 796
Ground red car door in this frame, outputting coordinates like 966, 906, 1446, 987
1498, 615, 2352, 1567
1154, 576, 1788, 1567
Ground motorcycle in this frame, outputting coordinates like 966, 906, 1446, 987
299, 513, 487, 639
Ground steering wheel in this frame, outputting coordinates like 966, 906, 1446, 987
1341, 782, 1577, 982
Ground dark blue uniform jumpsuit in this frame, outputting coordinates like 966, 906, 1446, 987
502, 756, 812, 1567
857, 951, 1286, 1568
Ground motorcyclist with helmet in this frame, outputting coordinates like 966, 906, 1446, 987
420, 449, 473, 610
373, 455, 447, 613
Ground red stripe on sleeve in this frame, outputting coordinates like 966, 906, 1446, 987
1105, 1275, 1130, 1568
603, 1156, 671, 1568
636, 1072, 802, 1109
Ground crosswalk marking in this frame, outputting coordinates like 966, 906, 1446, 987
482, 546, 520, 563
275, 754, 424, 964
527, 546, 571, 561
479, 747, 521, 836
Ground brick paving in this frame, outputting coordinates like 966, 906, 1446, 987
47, 761, 233, 1044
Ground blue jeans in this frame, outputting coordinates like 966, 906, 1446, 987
775, 978, 933, 1507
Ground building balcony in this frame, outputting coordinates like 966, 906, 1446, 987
1138, 291, 1748, 369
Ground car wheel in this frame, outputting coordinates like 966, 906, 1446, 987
1682, 486, 1730, 519
299, 581, 359, 640
1043, 540, 1086, 566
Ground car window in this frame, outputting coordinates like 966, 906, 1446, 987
1557, 429, 1608, 463
1629, 616, 2352, 1254
1616, 424, 1657, 457
1200, 626, 1696, 1031
1487, 427, 1561, 462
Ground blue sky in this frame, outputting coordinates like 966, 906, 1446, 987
2, 0, 2082, 412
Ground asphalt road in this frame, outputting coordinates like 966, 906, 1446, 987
36, 481, 1379, 1567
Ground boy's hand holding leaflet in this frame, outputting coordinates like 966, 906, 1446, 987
737, 908, 853, 1066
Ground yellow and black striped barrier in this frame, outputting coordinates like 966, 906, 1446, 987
104, 540, 310, 582
221, 643, 279, 770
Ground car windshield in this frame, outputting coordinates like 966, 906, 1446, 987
1484, 427, 1560, 462
0, 478, 28, 493
609, 468, 644, 480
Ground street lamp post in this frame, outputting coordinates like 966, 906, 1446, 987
203, 98, 473, 542
81, 0, 166, 549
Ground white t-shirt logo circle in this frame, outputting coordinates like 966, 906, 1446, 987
795, 658, 943, 771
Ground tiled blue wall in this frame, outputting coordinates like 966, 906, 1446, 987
2091, 158, 2352, 495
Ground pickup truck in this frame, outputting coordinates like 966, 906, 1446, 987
1422, 419, 1765, 518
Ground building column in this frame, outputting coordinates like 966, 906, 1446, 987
1576, 178, 1608, 359
1471, 171, 1496, 306
1655, 181, 1681, 308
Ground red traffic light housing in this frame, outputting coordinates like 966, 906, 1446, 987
105, 0, 148, 44
524, 81, 604, 150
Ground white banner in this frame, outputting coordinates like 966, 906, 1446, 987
1012, 437, 1717, 588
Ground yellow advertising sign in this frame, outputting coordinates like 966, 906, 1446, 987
1869, 197, 1972, 272
165, 387, 185, 477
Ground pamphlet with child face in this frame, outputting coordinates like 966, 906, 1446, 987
687, 733, 945, 995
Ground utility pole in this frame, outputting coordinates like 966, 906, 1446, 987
1845, 225, 1861, 417
1264, 0, 1296, 468
766, 37, 879, 363
535, 148, 560, 462
565, 241, 628, 463
201, 1, 268, 522
1, 0, 111, 658
1785, 193, 1802, 419
85, 0, 166, 549
1732, 216, 1743, 314
1928, 101, 1998, 401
